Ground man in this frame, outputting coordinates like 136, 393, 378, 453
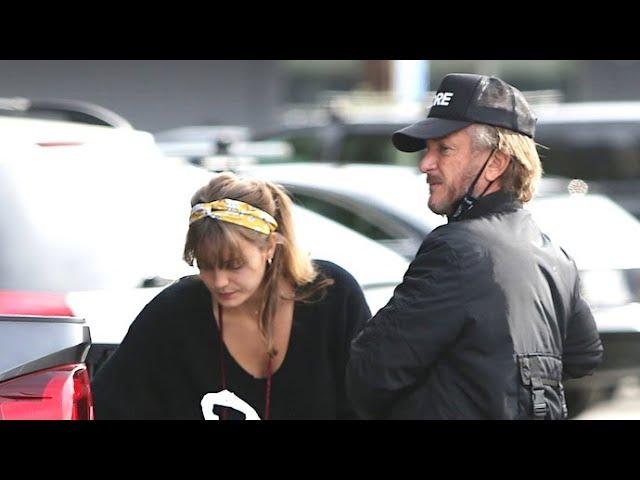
346, 73, 603, 420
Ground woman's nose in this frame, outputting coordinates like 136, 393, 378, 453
213, 271, 229, 289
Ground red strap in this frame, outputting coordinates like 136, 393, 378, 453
264, 356, 273, 421
217, 304, 228, 420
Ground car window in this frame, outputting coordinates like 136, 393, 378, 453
340, 133, 422, 166
535, 122, 640, 181
290, 191, 396, 241
269, 135, 321, 162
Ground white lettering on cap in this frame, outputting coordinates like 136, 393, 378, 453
433, 92, 454, 107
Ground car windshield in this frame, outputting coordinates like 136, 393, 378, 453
534, 122, 640, 181
340, 132, 422, 166
291, 206, 408, 287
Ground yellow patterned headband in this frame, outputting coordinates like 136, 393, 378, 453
189, 198, 278, 235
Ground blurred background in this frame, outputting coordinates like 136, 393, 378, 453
1, 60, 639, 131
2, 59, 640, 420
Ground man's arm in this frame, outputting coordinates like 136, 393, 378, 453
563, 274, 604, 379
346, 237, 468, 419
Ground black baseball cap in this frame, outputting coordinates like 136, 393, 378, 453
392, 73, 537, 152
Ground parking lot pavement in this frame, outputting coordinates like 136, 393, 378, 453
574, 376, 640, 420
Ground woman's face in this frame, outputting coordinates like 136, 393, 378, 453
197, 234, 275, 309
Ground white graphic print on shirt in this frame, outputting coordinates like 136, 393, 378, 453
201, 390, 261, 420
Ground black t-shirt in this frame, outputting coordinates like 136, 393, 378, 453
91, 260, 370, 420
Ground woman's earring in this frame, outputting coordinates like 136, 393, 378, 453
267, 258, 272, 267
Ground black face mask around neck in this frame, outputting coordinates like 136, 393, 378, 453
449, 148, 496, 222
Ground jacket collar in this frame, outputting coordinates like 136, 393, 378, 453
447, 190, 522, 223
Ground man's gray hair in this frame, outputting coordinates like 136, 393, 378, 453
470, 124, 500, 152
469, 124, 543, 203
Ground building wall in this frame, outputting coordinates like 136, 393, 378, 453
0, 60, 284, 132
2, 60, 640, 136
574, 60, 640, 101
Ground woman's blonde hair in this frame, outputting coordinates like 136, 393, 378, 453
183, 172, 332, 356
470, 124, 544, 203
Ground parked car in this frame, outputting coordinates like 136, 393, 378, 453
153, 125, 251, 160
0, 314, 93, 420
0, 97, 133, 128
153, 124, 295, 172
0, 116, 158, 158
0, 118, 408, 382
252, 111, 421, 166
252, 101, 640, 219
237, 163, 571, 260
532, 102, 640, 219
238, 162, 640, 416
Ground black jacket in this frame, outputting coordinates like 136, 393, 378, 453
346, 191, 603, 419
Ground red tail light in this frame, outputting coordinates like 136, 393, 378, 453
0, 364, 94, 420
0, 291, 74, 316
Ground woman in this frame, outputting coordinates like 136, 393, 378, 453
91, 172, 371, 419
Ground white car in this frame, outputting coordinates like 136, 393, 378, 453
67, 205, 408, 346
236, 163, 568, 258
238, 162, 640, 415
241, 163, 640, 316
0, 120, 408, 379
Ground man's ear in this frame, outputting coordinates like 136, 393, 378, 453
485, 151, 511, 182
